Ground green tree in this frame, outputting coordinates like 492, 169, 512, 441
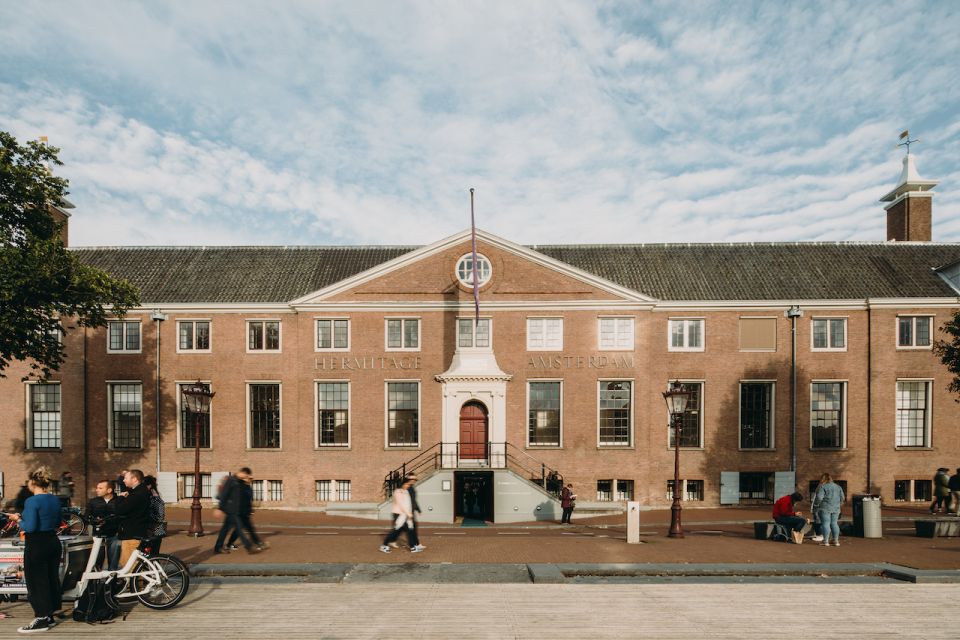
0, 131, 139, 379
934, 313, 960, 399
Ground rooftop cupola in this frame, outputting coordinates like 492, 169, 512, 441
880, 142, 938, 241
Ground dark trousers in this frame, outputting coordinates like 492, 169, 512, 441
931, 495, 950, 513
383, 516, 419, 547
227, 513, 261, 546
215, 513, 250, 551
24, 531, 62, 618
775, 515, 806, 532
561, 507, 574, 523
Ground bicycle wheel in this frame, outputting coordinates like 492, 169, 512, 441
134, 554, 190, 610
64, 513, 86, 536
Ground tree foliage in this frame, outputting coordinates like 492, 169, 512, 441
0, 131, 140, 379
934, 312, 960, 400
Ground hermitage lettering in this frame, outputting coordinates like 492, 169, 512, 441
315, 355, 422, 370
526, 354, 635, 370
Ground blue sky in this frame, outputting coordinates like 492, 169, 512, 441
1, 1, 958, 246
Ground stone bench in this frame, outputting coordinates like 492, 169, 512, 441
915, 519, 960, 538
753, 520, 812, 540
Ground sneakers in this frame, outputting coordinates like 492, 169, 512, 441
810, 535, 824, 542
379, 545, 391, 553
410, 546, 425, 553
225, 544, 239, 551
832, 540, 841, 547
257, 541, 270, 550
18, 616, 54, 633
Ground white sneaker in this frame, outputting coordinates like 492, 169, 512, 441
811, 535, 824, 542
412, 544, 426, 551
378, 545, 391, 553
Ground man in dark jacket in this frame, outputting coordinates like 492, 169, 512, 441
226, 470, 268, 551
214, 468, 256, 554
931, 468, 951, 514
949, 468, 960, 516
115, 469, 150, 566
87, 479, 121, 569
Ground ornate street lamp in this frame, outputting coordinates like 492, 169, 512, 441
181, 381, 215, 537
663, 380, 691, 539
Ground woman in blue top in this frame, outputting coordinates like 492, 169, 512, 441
9, 466, 63, 634
814, 472, 846, 547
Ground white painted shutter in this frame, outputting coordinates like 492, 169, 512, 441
774, 471, 796, 502
210, 472, 230, 502
720, 471, 739, 505
156, 472, 178, 504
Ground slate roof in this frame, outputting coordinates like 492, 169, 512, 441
71, 243, 960, 303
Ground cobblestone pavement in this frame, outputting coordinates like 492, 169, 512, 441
1, 581, 955, 639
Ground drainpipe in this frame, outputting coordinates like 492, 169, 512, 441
151, 310, 167, 472
82, 326, 88, 494
787, 306, 803, 473
866, 302, 872, 492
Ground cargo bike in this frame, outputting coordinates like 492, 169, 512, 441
0, 515, 189, 612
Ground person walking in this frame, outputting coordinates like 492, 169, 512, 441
8, 467, 62, 634
115, 469, 150, 567
815, 473, 846, 547
931, 468, 951, 515
772, 492, 808, 543
404, 474, 425, 552
214, 468, 257, 554
142, 475, 166, 555
808, 480, 824, 542
225, 469, 269, 552
380, 476, 422, 553
949, 468, 960, 516
86, 479, 121, 570
560, 483, 576, 524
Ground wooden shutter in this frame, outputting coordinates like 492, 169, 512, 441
720, 471, 740, 505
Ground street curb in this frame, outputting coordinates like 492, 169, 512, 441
527, 564, 565, 583
191, 562, 351, 582
880, 566, 960, 583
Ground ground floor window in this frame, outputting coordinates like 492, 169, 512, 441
268, 480, 284, 501
740, 383, 773, 449
894, 479, 933, 502
387, 381, 419, 446
180, 472, 212, 499
337, 480, 351, 501
596, 480, 613, 501
914, 479, 932, 501
251, 480, 264, 501
616, 480, 634, 501
666, 479, 704, 501
316, 480, 331, 501
598, 381, 632, 446
528, 381, 561, 446
738, 472, 773, 502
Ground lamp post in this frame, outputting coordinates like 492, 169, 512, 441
663, 380, 691, 538
181, 381, 215, 537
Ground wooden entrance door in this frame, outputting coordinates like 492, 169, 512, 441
459, 402, 488, 459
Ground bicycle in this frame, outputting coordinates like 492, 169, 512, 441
0, 509, 86, 538
68, 520, 190, 610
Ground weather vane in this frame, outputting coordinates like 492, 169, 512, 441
897, 129, 918, 154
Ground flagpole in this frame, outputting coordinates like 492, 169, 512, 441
470, 188, 480, 326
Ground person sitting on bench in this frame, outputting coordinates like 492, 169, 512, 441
772, 492, 808, 542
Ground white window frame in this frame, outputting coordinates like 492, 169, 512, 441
896, 315, 934, 350
384, 317, 421, 352
457, 317, 492, 350
526, 317, 563, 351
107, 320, 142, 354
107, 381, 143, 450
598, 316, 634, 351
251, 479, 264, 502
315, 317, 351, 352
809, 380, 847, 449
336, 480, 351, 501
25, 381, 62, 450
316, 480, 332, 501
810, 317, 847, 352
454, 253, 492, 288
526, 379, 563, 448
667, 379, 704, 450
246, 319, 282, 353
267, 480, 284, 501
667, 479, 705, 501
738, 380, 776, 451
246, 381, 282, 450
385, 379, 421, 448
895, 378, 933, 448
315, 379, 350, 448
597, 378, 634, 448
668, 318, 705, 352
176, 319, 212, 353
180, 472, 212, 500
175, 380, 214, 450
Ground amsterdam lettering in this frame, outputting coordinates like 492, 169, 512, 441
526, 355, 634, 369
315, 356, 421, 370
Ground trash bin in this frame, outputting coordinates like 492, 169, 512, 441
852, 494, 883, 538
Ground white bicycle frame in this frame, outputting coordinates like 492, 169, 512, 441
68, 536, 167, 601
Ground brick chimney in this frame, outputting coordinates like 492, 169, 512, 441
880, 154, 937, 242
46, 199, 74, 247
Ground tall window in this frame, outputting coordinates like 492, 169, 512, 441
898, 316, 932, 348
896, 381, 931, 447
812, 318, 846, 350
249, 383, 281, 448
669, 382, 702, 448
109, 383, 142, 449
740, 383, 773, 449
599, 317, 634, 350
599, 381, 632, 446
387, 382, 419, 446
386, 319, 419, 350
528, 381, 561, 446
317, 319, 349, 350
317, 382, 349, 447
179, 382, 211, 448
458, 318, 490, 348
178, 320, 210, 351
811, 382, 845, 448
248, 320, 280, 351
28, 383, 61, 449
108, 321, 140, 352
669, 319, 704, 351
527, 318, 562, 350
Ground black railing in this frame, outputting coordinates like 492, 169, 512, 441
383, 441, 564, 499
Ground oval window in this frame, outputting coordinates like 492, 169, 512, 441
456, 253, 492, 287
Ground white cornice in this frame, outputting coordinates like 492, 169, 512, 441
882, 190, 934, 211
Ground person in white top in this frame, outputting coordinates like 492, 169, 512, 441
380, 475, 424, 553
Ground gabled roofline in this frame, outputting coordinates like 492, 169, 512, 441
289, 228, 657, 305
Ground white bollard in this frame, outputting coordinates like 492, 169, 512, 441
627, 501, 641, 544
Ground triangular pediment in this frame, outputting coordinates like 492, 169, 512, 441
291, 229, 654, 307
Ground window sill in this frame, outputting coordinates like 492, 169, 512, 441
245, 448, 283, 452
738, 448, 776, 452
25, 448, 62, 453
315, 446, 352, 451
386, 446, 421, 451
527, 445, 562, 449
175, 350, 213, 355
175, 448, 213, 452
667, 348, 705, 353
894, 446, 933, 451
596, 446, 635, 451
666, 446, 705, 451
810, 447, 848, 452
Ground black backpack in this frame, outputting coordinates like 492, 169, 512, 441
72, 578, 121, 624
